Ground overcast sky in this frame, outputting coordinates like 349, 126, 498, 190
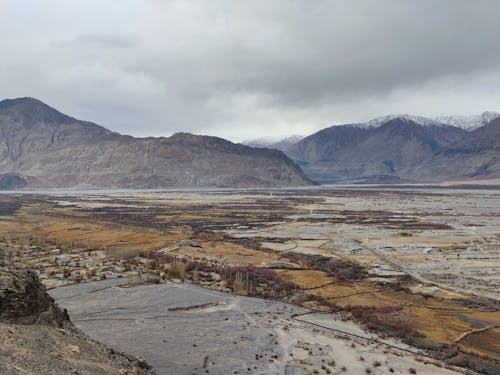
1, 0, 500, 142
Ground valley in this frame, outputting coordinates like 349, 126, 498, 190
1, 186, 499, 374
2, 2, 500, 374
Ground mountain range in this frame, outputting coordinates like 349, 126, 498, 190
0, 98, 311, 189
282, 113, 500, 183
1, 97, 499, 189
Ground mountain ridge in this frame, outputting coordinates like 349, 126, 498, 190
0, 98, 312, 189
285, 115, 500, 183
241, 111, 500, 157
2, 97, 499, 187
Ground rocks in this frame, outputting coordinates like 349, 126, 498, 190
0, 266, 156, 374
0, 267, 71, 328
210, 272, 221, 282
179, 239, 202, 248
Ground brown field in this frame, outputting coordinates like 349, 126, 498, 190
1, 203, 184, 254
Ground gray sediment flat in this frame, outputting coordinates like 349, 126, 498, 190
50, 280, 461, 375
50, 280, 307, 375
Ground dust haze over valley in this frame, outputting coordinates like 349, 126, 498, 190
1, 1, 500, 375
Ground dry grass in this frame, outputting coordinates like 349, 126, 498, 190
276, 269, 332, 289
1, 203, 183, 253
177, 241, 282, 266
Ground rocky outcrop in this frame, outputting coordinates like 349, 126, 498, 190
0, 265, 156, 374
0, 97, 312, 189
0, 268, 71, 327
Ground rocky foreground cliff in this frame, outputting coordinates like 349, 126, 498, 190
0, 98, 312, 190
0, 264, 155, 374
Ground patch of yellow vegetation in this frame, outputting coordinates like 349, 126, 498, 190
464, 311, 500, 325
331, 290, 401, 307
460, 327, 500, 359
411, 307, 472, 342
177, 241, 282, 266
276, 269, 332, 289
1, 204, 183, 253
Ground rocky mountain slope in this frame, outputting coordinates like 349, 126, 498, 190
425, 117, 500, 180
283, 113, 500, 183
286, 117, 470, 183
0, 98, 312, 189
0, 265, 155, 374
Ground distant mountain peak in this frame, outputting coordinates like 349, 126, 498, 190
340, 112, 500, 131
243, 134, 305, 149
433, 111, 500, 130
0, 97, 75, 125
0, 97, 44, 108
169, 132, 199, 140
351, 114, 443, 129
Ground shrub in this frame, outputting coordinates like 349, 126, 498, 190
168, 259, 186, 281
343, 305, 423, 338
281, 252, 366, 280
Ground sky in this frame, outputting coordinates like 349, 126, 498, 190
1, 0, 500, 142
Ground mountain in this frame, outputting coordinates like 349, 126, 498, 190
426, 117, 500, 179
243, 137, 281, 148
269, 135, 305, 153
446, 117, 500, 152
285, 115, 500, 183
322, 112, 500, 131
433, 112, 500, 130
343, 114, 446, 129
243, 135, 304, 152
0, 98, 312, 189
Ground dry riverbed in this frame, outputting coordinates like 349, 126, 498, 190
50, 279, 464, 375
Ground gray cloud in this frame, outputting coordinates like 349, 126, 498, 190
1, 0, 500, 141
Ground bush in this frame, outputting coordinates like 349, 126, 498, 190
281, 253, 366, 281
168, 259, 186, 281
343, 305, 423, 339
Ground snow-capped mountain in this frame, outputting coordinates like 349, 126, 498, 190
432, 112, 500, 130
243, 136, 283, 148
285, 114, 500, 183
353, 114, 443, 129
242, 112, 499, 152
348, 112, 500, 130
243, 135, 305, 151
